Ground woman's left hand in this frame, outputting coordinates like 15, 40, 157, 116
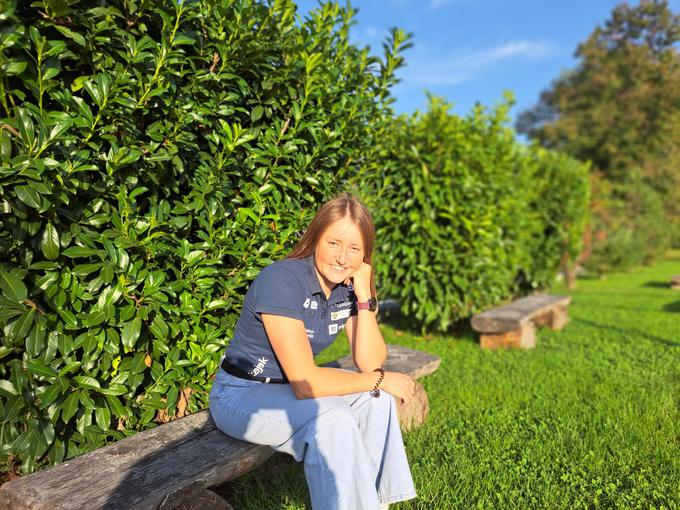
344, 262, 372, 301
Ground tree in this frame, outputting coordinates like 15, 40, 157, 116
517, 0, 680, 262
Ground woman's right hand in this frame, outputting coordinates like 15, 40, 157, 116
379, 371, 416, 404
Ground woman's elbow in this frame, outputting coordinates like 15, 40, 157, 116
290, 379, 316, 399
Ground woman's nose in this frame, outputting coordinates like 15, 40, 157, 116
335, 248, 348, 264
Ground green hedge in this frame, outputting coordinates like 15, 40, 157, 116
361, 95, 590, 330
0, 0, 406, 474
0, 0, 589, 477
584, 175, 670, 274
521, 147, 590, 288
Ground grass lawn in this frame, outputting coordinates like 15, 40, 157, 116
213, 252, 680, 509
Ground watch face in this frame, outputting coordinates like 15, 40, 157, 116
368, 297, 377, 312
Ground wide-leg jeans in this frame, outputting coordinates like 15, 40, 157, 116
209, 368, 418, 510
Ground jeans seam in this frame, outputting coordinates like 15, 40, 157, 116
302, 410, 342, 506
380, 490, 418, 504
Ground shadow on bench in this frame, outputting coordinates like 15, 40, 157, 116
0, 345, 440, 510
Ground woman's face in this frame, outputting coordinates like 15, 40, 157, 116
314, 215, 365, 296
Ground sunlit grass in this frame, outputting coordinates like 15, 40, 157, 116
213, 253, 680, 509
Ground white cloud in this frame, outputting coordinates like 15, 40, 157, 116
401, 40, 557, 86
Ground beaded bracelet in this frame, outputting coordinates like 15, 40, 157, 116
370, 367, 385, 398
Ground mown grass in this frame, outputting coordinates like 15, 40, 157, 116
213, 252, 680, 509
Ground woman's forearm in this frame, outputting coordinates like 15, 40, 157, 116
292, 366, 383, 399
351, 309, 387, 372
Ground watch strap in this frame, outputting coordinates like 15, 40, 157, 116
357, 297, 377, 311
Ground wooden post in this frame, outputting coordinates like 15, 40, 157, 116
395, 382, 429, 431
550, 305, 570, 330
671, 275, 680, 290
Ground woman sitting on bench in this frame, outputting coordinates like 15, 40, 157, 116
209, 194, 417, 510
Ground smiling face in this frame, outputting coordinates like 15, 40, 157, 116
314, 215, 365, 298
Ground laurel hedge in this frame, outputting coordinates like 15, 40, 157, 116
0, 0, 408, 474
363, 95, 590, 330
0, 0, 588, 476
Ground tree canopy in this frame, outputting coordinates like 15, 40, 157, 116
517, 0, 680, 265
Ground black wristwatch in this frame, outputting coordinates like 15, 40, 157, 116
357, 297, 378, 312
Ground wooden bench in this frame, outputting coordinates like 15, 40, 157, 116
0, 345, 440, 510
670, 274, 680, 290
471, 294, 571, 350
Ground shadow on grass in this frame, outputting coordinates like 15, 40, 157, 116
568, 302, 680, 314
378, 304, 477, 343
641, 281, 671, 289
662, 300, 680, 313
573, 317, 680, 348
212, 453, 309, 509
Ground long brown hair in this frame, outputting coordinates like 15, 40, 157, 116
287, 193, 377, 298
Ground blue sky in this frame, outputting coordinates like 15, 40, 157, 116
295, 0, 680, 124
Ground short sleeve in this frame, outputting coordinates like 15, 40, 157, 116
252, 265, 305, 321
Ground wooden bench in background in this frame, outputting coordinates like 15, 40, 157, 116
471, 294, 571, 350
670, 274, 680, 290
0, 345, 440, 510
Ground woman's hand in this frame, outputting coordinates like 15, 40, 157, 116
380, 371, 417, 404
344, 261, 372, 301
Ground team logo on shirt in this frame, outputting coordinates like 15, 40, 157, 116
310, 300, 318, 310
328, 324, 338, 335
251, 357, 269, 376
303, 298, 310, 309
331, 309, 351, 321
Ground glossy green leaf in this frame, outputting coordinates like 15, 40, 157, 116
0, 272, 27, 303
0, 379, 18, 397
15, 185, 41, 208
121, 317, 142, 350
27, 359, 58, 379
73, 375, 101, 390
98, 383, 128, 396
61, 392, 79, 423
105, 395, 127, 417
62, 246, 98, 258
41, 223, 60, 260
40, 382, 64, 407
94, 405, 111, 430
149, 315, 169, 340
58, 310, 78, 329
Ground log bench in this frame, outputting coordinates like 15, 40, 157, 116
670, 274, 680, 290
471, 294, 571, 350
0, 344, 440, 510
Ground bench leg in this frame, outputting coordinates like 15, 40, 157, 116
163, 488, 233, 510
550, 305, 570, 330
395, 381, 429, 431
480, 322, 536, 350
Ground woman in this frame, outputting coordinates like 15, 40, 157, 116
209, 194, 418, 510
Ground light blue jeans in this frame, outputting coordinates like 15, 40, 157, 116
209, 367, 417, 509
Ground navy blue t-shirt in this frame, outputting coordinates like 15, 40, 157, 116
223, 255, 358, 380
